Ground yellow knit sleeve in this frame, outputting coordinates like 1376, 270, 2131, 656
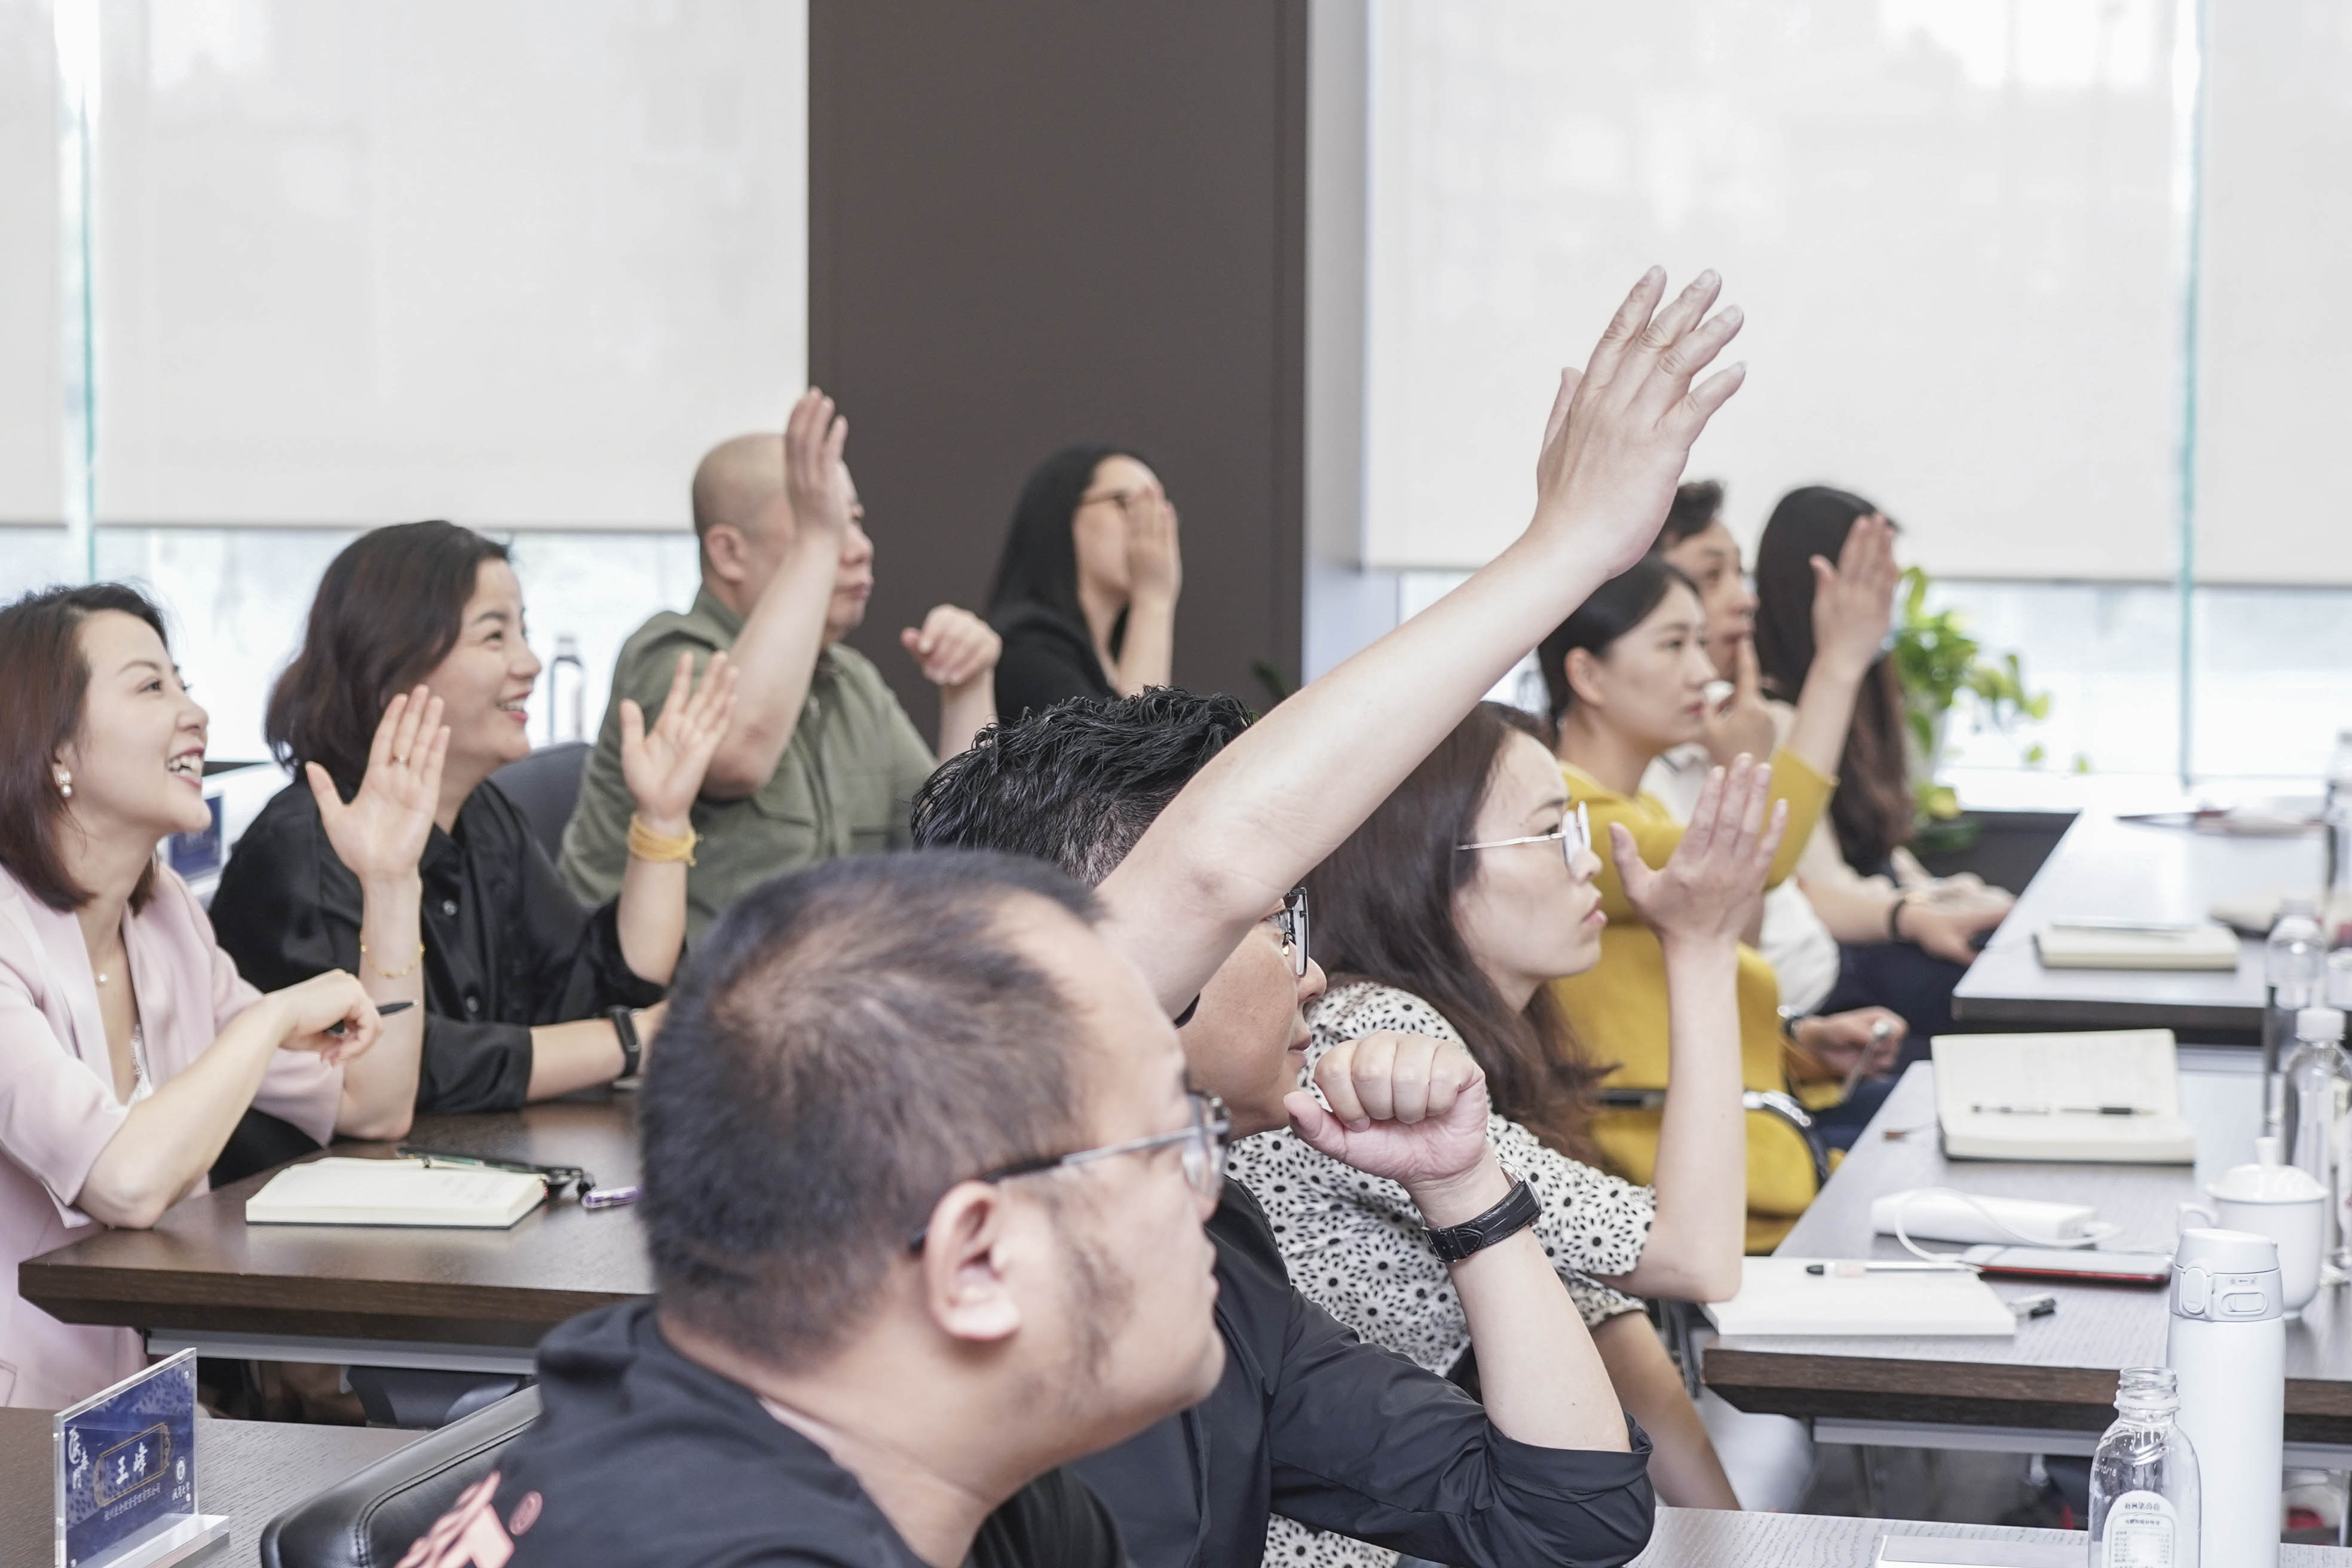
1760, 746, 1835, 890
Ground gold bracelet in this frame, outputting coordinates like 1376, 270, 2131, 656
627, 814, 698, 866
361, 939, 425, 980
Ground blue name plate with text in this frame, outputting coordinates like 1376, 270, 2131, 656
55, 1349, 223, 1568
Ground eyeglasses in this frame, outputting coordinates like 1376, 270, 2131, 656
1456, 800, 1591, 866
1273, 885, 1310, 979
1076, 487, 1169, 518
907, 1091, 1232, 1252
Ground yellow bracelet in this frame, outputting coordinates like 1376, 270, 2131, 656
627, 814, 699, 866
361, 939, 425, 980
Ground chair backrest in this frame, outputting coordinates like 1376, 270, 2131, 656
486, 742, 592, 860
261, 1386, 541, 1568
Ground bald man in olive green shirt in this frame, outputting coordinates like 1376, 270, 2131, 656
561, 391, 1001, 938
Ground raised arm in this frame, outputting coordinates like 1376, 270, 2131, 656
1600, 757, 1781, 1302
1101, 269, 1746, 1012
614, 651, 739, 984
901, 606, 1002, 761
1111, 494, 1180, 694
702, 392, 853, 800
1777, 513, 1899, 777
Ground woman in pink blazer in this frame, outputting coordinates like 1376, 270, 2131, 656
0, 584, 436, 1408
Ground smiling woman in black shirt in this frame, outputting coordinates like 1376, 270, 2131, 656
212, 521, 736, 1114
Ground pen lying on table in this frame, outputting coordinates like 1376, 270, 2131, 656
1805, 1260, 1980, 1276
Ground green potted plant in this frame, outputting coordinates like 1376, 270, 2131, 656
1888, 566, 2053, 841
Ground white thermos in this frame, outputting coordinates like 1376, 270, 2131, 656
2168, 1227, 2284, 1568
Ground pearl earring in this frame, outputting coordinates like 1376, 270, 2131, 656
55, 770, 71, 799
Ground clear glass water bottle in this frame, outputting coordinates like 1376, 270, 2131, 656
2090, 1367, 2200, 1568
547, 633, 587, 746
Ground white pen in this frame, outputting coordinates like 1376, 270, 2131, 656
1805, 1260, 1979, 1276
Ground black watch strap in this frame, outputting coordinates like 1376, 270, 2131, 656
1426, 1177, 1541, 1264
607, 1006, 642, 1080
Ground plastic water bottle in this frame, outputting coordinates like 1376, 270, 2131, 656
547, 634, 587, 746
2281, 1007, 2349, 1275
2089, 1366, 2200, 1568
2265, 896, 2325, 1137
2168, 1229, 2283, 1568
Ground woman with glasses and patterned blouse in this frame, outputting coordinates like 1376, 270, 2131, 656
1227, 703, 1780, 1554
985, 445, 1183, 720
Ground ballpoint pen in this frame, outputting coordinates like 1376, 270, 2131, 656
1806, 1260, 1979, 1276
1970, 1104, 2155, 1116
326, 999, 414, 1036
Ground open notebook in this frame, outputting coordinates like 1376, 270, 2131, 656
2033, 919, 2240, 971
246, 1157, 548, 1228
1930, 1031, 2195, 1163
1703, 1257, 2017, 1338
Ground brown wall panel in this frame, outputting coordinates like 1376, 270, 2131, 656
810, 0, 1306, 720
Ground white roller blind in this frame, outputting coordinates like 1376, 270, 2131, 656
90, 0, 806, 529
1364, 0, 2194, 581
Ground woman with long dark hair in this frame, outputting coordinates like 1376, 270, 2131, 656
1544, 550, 1907, 1233
1749, 486, 2013, 1045
212, 520, 737, 1114
986, 444, 1181, 718
1229, 704, 1780, 1542
0, 583, 428, 1407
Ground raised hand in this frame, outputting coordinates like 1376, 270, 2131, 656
1532, 268, 1746, 576
899, 605, 1002, 692
782, 388, 853, 546
310, 687, 448, 884
270, 969, 381, 1068
621, 651, 740, 831
1284, 1031, 1493, 1195
1616, 754, 1786, 950
1810, 512, 1900, 677
1126, 494, 1182, 603
1700, 636, 1776, 766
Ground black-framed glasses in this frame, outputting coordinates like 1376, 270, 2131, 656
907, 1092, 1231, 1252
1456, 800, 1591, 866
1273, 885, 1309, 978
1076, 487, 1170, 518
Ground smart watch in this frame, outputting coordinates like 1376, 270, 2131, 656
608, 1006, 642, 1080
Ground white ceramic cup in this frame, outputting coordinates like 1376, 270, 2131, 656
2180, 1194, 2323, 1315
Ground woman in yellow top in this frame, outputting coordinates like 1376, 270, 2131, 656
1541, 535, 1902, 1248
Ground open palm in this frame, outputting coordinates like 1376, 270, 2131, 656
310, 686, 448, 883
1617, 753, 1785, 947
621, 651, 740, 828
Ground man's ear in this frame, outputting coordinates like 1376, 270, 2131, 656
916, 1183, 1023, 1344
703, 524, 752, 585
1563, 646, 1609, 710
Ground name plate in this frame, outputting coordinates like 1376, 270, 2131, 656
54, 1349, 227, 1568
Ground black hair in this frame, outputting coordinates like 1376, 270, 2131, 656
642, 850, 1102, 1368
0, 583, 172, 912
1657, 479, 1725, 550
909, 688, 1256, 887
1752, 485, 1915, 872
1535, 555, 1701, 724
985, 443, 1149, 655
267, 521, 510, 791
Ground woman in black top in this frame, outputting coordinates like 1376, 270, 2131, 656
987, 444, 1182, 719
212, 521, 736, 1114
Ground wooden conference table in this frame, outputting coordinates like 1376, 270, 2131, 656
0, 1407, 418, 1568
1952, 806, 2321, 1043
20, 1094, 648, 1375
1702, 1050, 2352, 1459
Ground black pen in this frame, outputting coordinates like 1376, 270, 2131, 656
327, 999, 414, 1037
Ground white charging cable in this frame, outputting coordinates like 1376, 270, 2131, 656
1889, 1187, 2079, 1266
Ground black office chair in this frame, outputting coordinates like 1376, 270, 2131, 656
486, 741, 592, 861
261, 1386, 540, 1568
